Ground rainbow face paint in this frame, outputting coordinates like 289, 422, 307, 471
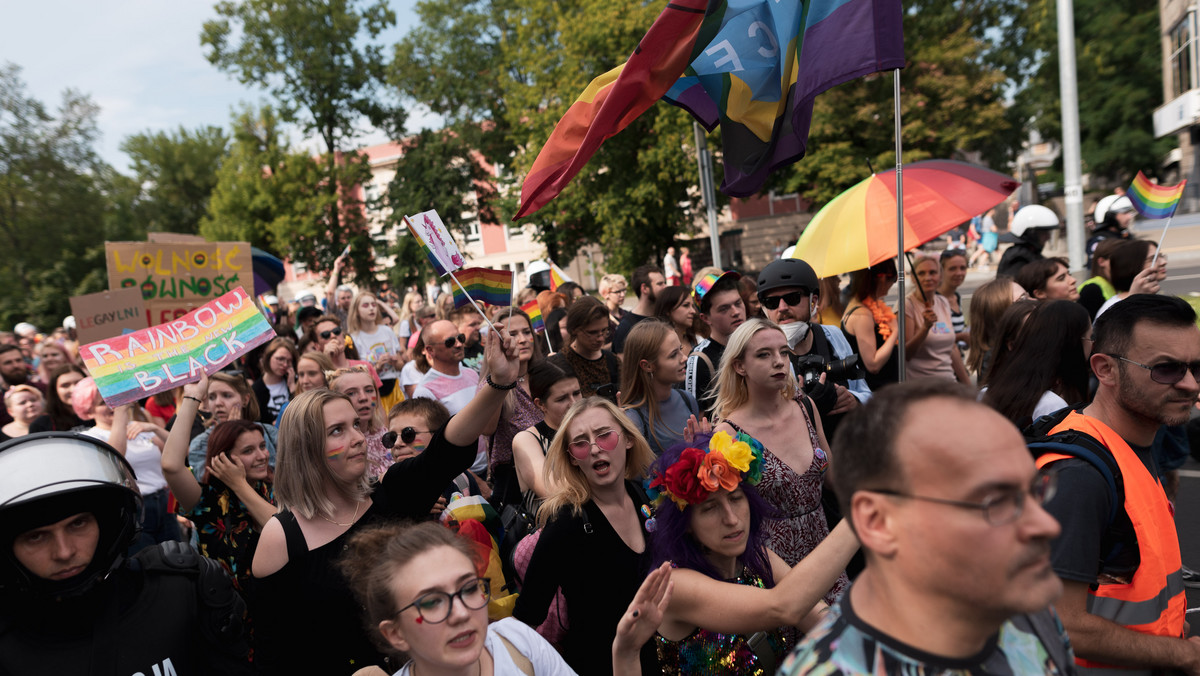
326, 445, 346, 459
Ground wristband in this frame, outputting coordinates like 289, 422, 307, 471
183, 395, 203, 404
485, 375, 517, 391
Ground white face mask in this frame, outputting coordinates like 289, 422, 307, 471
780, 320, 810, 349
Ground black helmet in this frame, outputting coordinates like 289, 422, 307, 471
0, 432, 141, 599
757, 258, 819, 300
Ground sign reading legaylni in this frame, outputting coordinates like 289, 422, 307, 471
79, 287, 275, 408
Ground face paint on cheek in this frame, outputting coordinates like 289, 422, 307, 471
410, 440, 428, 453
326, 445, 346, 459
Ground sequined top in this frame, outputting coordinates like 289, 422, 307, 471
365, 427, 392, 480
655, 569, 791, 675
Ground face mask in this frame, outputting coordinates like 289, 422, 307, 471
780, 320, 810, 349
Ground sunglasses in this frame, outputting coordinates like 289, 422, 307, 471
318, 327, 343, 340
442, 334, 466, 349
567, 429, 622, 459
760, 291, 809, 310
1110, 355, 1200, 385
381, 427, 432, 449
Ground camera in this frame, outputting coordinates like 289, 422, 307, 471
793, 354, 864, 389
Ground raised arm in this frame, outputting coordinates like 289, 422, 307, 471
513, 429, 561, 499
161, 375, 207, 512
845, 308, 896, 374
324, 254, 346, 308
443, 329, 520, 446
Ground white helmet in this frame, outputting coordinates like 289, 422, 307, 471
1094, 195, 1134, 224
1009, 205, 1060, 237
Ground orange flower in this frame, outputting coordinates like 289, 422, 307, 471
697, 452, 740, 493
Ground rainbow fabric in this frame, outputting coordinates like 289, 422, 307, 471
1128, 171, 1187, 219
664, 0, 905, 197
549, 261, 572, 291
452, 268, 514, 309
520, 299, 545, 333
79, 287, 275, 408
514, 0, 709, 219
692, 270, 739, 303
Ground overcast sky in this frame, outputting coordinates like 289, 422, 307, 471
3, 0, 425, 173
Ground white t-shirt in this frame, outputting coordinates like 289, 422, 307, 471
392, 618, 575, 676
352, 325, 403, 380
84, 426, 167, 495
1095, 293, 1124, 319
400, 360, 425, 390
412, 367, 488, 474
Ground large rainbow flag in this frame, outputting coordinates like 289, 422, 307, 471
452, 268, 515, 309
79, 287, 275, 408
1128, 171, 1187, 219
514, 0, 709, 220
663, 0, 905, 197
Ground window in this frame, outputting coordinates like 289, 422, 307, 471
1171, 15, 1195, 99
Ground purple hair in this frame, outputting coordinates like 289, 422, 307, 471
648, 435, 777, 586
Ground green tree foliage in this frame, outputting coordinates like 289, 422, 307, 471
776, 2, 1014, 207
202, 0, 402, 277
0, 63, 126, 329
120, 125, 228, 234
1007, 0, 1170, 184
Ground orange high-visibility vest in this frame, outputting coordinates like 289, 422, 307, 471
1036, 411, 1185, 674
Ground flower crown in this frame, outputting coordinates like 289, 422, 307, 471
645, 431, 764, 508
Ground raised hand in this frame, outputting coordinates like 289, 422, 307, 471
208, 452, 247, 487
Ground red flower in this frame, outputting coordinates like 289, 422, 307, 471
663, 447, 710, 506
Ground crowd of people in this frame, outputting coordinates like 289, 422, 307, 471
1, 197, 1199, 676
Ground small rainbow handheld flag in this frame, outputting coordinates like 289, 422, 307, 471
549, 261, 572, 292
452, 268, 514, 309
520, 299, 545, 333
1128, 171, 1187, 219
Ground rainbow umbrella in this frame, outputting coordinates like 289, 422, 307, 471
792, 160, 1019, 277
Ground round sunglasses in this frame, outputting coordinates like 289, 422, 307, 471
381, 427, 433, 449
318, 326, 343, 340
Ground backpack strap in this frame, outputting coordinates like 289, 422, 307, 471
1030, 435, 1123, 527
497, 633, 535, 676
685, 340, 715, 400
680, 389, 700, 418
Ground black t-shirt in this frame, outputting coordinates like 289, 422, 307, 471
1043, 441, 1156, 584
611, 312, 651, 354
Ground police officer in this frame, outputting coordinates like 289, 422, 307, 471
0, 432, 253, 675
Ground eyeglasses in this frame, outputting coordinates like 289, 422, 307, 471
581, 327, 610, 340
442, 334, 466, 349
396, 578, 490, 624
567, 429, 622, 459
760, 291, 809, 310
318, 327, 343, 340
1109, 355, 1200, 385
381, 427, 432, 449
867, 471, 1057, 527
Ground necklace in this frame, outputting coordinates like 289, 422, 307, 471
319, 499, 363, 527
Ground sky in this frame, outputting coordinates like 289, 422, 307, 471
2, 0, 426, 173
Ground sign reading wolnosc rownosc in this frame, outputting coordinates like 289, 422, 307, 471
79, 287, 275, 408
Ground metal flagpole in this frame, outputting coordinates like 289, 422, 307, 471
894, 68, 906, 382
694, 122, 723, 269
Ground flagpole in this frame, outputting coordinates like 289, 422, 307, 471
893, 68, 906, 382
448, 271, 502, 336
545, 329, 554, 355
1151, 210, 1176, 269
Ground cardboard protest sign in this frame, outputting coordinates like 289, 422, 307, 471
405, 210, 464, 277
79, 287, 275, 408
105, 241, 253, 326
69, 288, 148, 345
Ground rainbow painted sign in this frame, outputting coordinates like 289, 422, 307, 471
79, 287, 276, 407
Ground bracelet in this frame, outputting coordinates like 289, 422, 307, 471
485, 375, 517, 391
183, 395, 203, 404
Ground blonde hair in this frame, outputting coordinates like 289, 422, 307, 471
296, 352, 335, 390
538, 397, 654, 526
328, 366, 385, 433
710, 318, 797, 423
618, 319, 681, 449
275, 388, 372, 520
4, 384, 42, 408
347, 290, 379, 335
599, 274, 627, 296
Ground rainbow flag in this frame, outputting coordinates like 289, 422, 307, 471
520, 299, 545, 333
663, 0, 905, 197
1128, 171, 1187, 219
452, 268, 514, 309
549, 261, 573, 292
514, 0, 709, 219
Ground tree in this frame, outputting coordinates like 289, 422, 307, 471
201, 0, 403, 277
0, 63, 121, 329
119, 126, 228, 234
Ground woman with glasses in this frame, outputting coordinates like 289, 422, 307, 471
841, 260, 901, 390
550, 296, 621, 399
647, 434, 859, 675
984, 300, 1092, 429
252, 337, 299, 424
903, 254, 970, 384
620, 320, 699, 456
711, 320, 849, 603
601, 273, 630, 335
250, 331, 523, 675
1094, 239, 1169, 319
329, 365, 391, 480
348, 290, 406, 414
513, 397, 658, 675
479, 307, 544, 507
937, 249, 970, 344
341, 520, 672, 676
